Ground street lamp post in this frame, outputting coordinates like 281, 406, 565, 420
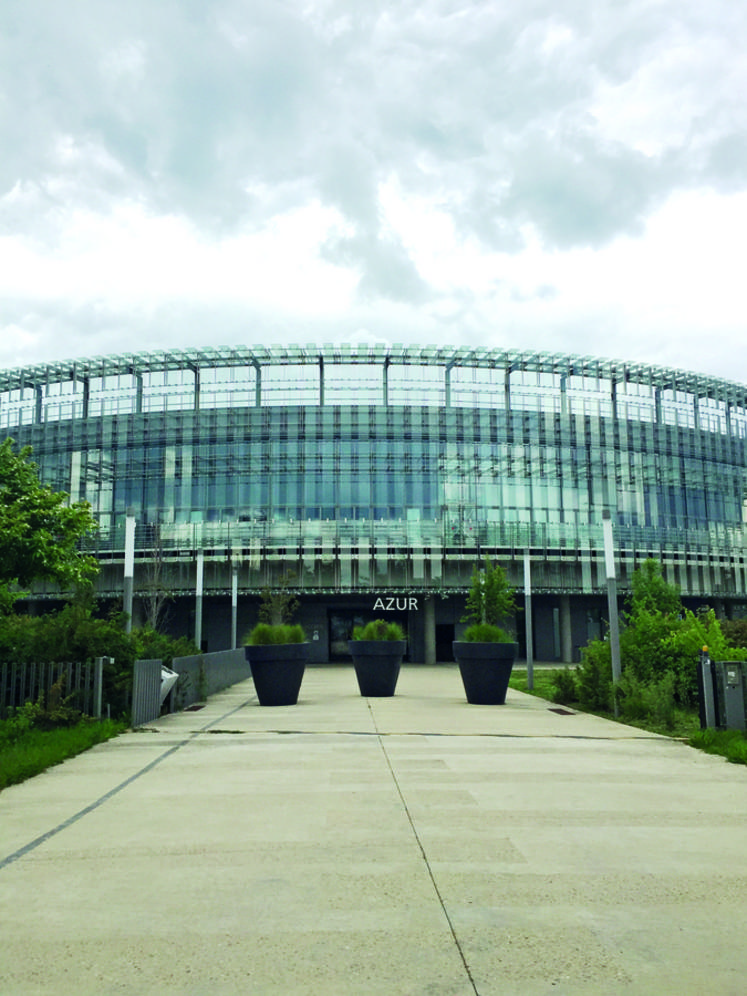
602, 510, 622, 717
524, 550, 534, 691
123, 510, 135, 635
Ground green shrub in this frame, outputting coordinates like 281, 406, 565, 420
245, 623, 306, 646
720, 618, 747, 649
659, 608, 744, 707
462, 622, 512, 643
0, 599, 199, 719
134, 628, 199, 668
646, 671, 677, 729
576, 639, 613, 712
0, 701, 42, 748
617, 668, 676, 729
551, 667, 577, 705
619, 608, 679, 685
351, 619, 405, 641
616, 668, 647, 720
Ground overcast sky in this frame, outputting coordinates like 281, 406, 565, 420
1, 0, 746, 384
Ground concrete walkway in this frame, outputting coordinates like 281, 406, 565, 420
2, 665, 746, 996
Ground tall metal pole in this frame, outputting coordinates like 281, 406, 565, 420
195, 549, 204, 651
602, 510, 622, 717
524, 549, 534, 691
123, 510, 135, 635
231, 561, 239, 650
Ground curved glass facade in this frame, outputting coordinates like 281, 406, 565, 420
3, 344, 746, 658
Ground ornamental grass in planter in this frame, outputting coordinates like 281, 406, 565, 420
348, 619, 406, 697
244, 623, 309, 706
453, 559, 518, 705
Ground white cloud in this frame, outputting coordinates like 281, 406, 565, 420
0, 197, 357, 313
0, 0, 746, 383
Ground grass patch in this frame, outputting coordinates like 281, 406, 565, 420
598, 709, 701, 740
0, 719, 125, 791
689, 728, 747, 764
508, 668, 563, 702
509, 668, 705, 744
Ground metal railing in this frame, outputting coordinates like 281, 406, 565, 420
0, 659, 106, 720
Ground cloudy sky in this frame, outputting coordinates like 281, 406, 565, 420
1, 0, 746, 383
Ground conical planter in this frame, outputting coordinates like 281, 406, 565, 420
452, 641, 518, 704
244, 643, 309, 706
348, 640, 406, 697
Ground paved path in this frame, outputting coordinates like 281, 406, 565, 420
2, 665, 746, 995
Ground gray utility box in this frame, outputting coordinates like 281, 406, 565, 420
717, 662, 747, 732
698, 659, 747, 731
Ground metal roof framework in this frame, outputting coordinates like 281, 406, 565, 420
1, 343, 746, 407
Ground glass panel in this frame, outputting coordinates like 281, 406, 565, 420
388, 364, 444, 406
261, 364, 319, 406
325, 363, 383, 404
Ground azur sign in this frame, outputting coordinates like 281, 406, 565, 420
372, 596, 418, 611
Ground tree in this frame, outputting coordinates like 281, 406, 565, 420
575, 559, 747, 713
139, 524, 174, 632
628, 558, 682, 617
258, 570, 300, 626
462, 557, 516, 628
0, 438, 98, 610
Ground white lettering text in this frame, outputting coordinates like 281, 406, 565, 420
371, 596, 419, 611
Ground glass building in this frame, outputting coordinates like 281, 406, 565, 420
3, 343, 746, 661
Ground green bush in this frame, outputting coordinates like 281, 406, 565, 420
615, 668, 647, 720
665, 609, 747, 707
551, 667, 577, 705
351, 619, 405, 641
134, 628, 200, 668
462, 622, 512, 643
576, 639, 613, 712
617, 668, 676, 729
0, 701, 42, 748
575, 563, 747, 718
720, 618, 747, 649
0, 599, 199, 719
245, 622, 306, 645
647, 672, 677, 729
619, 608, 680, 685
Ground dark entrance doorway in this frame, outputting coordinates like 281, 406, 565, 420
328, 610, 366, 661
328, 609, 410, 661
436, 623, 455, 662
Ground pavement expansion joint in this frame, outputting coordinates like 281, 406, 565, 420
366, 700, 482, 995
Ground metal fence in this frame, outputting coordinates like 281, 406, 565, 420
131, 650, 250, 726
131, 659, 163, 728
0, 659, 106, 720
168, 648, 249, 710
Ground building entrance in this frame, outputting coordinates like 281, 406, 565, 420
328, 609, 410, 661
436, 624, 455, 662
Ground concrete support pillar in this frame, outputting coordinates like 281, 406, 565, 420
423, 595, 436, 665
560, 594, 573, 664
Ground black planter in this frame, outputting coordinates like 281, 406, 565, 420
452, 641, 518, 704
348, 640, 406, 697
244, 643, 309, 706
